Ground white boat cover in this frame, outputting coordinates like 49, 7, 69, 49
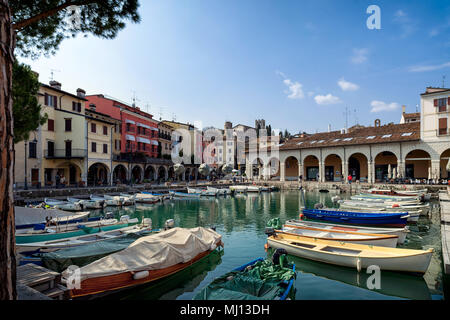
66, 227, 222, 281
15, 207, 90, 226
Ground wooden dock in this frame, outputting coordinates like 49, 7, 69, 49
440, 189, 450, 276
17, 264, 69, 300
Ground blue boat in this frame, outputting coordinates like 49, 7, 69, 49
302, 209, 409, 227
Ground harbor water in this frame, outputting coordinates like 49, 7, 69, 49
89, 190, 444, 300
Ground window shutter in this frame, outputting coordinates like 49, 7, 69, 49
44, 93, 49, 106
448, 97, 450, 105
72, 102, 76, 111
53, 96, 58, 108
434, 99, 438, 107
78, 103, 81, 112
48, 119, 54, 131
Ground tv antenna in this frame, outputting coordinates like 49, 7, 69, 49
159, 107, 164, 121
172, 113, 177, 122
343, 107, 351, 129
131, 91, 140, 107
50, 69, 61, 81
354, 108, 359, 125
442, 75, 446, 88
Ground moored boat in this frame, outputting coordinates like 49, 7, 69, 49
132, 193, 159, 204
91, 195, 122, 207
44, 198, 83, 212
67, 197, 106, 210
229, 185, 247, 193
285, 219, 409, 244
61, 227, 223, 298
302, 208, 409, 227
170, 191, 201, 198
266, 232, 433, 274
193, 250, 295, 300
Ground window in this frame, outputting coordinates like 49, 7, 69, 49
65, 141, 72, 157
44, 93, 57, 108
310, 140, 317, 144
439, 118, 448, 135
333, 138, 341, 142
103, 126, 108, 135
91, 142, 97, 152
382, 134, 392, 138
401, 132, 413, 137
65, 119, 72, 132
343, 138, 353, 141
366, 136, 375, 140
29, 141, 37, 158
72, 102, 81, 112
297, 142, 303, 145
435, 98, 448, 112
318, 140, 325, 143
47, 141, 54, 157
103, 144, 108, 154
91, 123, 96, 133
48, 119, 54, 131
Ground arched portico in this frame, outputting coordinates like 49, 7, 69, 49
88, 163, 110, 186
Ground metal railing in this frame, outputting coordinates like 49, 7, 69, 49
44, 149, 87, 159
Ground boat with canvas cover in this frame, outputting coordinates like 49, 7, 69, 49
62, 227, 223, 298
193, 249, 295, 300
67, 197, 106, 210
44, 198, 83, 212
302, 209, 409, 227
284, 219, 409, 244
170, 191, 201, 198
16, 219, 153, 253
266, 232, 433, 274
16, 216, 139, 244
207, 186, 231, 195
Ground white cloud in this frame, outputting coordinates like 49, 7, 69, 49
408, 61, 450, 72
314, 94, 341, 105
370, 100, 401, 113
394, 10, 406, 18
283, 79, 304, 99
351, 48, 368, 64
337, 78, 359, 91
393, 9, 415, 38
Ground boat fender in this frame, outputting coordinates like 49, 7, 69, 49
133, 271, 149, 280
392, 204, 400, 208
356, 258, 361, 273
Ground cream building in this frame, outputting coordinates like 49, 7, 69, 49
14, 81, 88, 188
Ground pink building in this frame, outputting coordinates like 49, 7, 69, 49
85, 94, 159, 158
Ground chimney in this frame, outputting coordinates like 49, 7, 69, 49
49, 80, 61, 90
77, 88, 86, 98
402, 105, 406, 114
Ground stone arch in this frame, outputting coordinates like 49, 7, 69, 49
440, 148, 450, 179
168, 166, 175, 180
348, 152, 368, 182
267, 157, 280, 179
252, 157, 265, 179
324, 154, 343, 182
303, 155, 319, 181
88, 162, 110, 186
112, 164, 127, 184
405, 149, 432, 180
131, 165, 143, 183
144, 165, 156, 181
284, 156, 299, 181
157, 166, 168, 182
374, 151, 398, 182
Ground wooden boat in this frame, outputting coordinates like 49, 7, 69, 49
207, 186, 228, 196
187, 187, 204, 194
276, 225, 399, 247
285, 219, 409, 244
266, 232, 433, 274
193, 256, 295, 300
16, 219, 153, 253
323, 206, 420, 223
339, 200, 430, 215
363, 188, 423, 198
44, 198, 83, 212
142, 192, 172, 200
62, 227, 223, 298
351, 194, 420, 202
90, 195, 122, 207
67, 197, 106, 210
16, 216, 138, 244
302, 209, 409, 227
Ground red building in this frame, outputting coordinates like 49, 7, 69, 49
85, 94, 159, 158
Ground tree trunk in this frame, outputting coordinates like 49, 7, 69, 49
0, 0, 16, 300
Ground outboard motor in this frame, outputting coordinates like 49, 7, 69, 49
272, 248, 288, 266
164, 219, 175, 230
314, 203, 324, 209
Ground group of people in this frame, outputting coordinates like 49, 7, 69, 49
55, 172, 66, 188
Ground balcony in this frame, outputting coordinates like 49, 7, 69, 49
45, 149, 87, 159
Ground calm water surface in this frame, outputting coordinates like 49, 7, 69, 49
91, 190, 444, 300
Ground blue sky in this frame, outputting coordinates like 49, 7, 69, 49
20, 0, 450, 134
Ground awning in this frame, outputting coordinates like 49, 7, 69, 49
151, 127, 159, 131
137, 137, 151, 144
125, 119, 135, 124
151, 140, 159, 146
126, 134, 135, 141
137, 123, 151, 129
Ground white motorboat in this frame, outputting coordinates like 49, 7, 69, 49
133, 193, 160, 204
229, 185, 248, 193
246, 186, 261, 193
67, 197, 106, 210
117, 194, 136, 205
44, 198, 83, 212
90, 195, 122, 207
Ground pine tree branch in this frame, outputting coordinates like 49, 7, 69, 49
12, 0, 97, 31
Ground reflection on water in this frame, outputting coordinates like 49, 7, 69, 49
90, 190, 443, 300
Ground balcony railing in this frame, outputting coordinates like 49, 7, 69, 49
45, 149, 87, 159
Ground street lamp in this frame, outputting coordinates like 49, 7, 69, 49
24, 135, 38, 190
